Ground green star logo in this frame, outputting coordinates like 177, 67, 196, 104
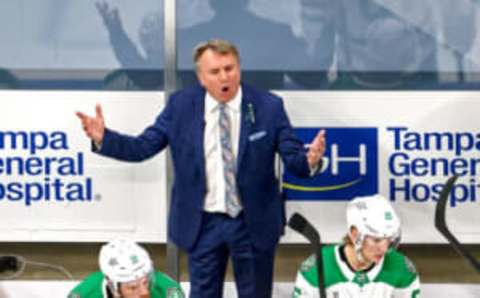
130, 255, 139, 264
167, 288, 184, 298
385, 211, 393, 220
353, 272, 370, 287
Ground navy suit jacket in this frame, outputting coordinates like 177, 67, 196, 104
98, 83, 311, 252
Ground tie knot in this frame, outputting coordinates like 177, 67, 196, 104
219, 103, 227, 112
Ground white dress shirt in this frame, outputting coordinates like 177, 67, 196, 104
203, 88, 242, 213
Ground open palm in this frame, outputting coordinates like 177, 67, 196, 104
76, 104, 105, 144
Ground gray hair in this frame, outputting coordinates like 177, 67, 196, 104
193, 39, 240, 70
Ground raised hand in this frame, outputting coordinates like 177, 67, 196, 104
95, 0, 122, 31
76, 104, 106, 144
307, 129, 326, 168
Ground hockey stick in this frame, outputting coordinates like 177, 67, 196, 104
288, 213, 327, 298
434, 175, 480, 273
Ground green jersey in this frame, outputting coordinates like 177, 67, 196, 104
293, 245, 420, 298
68, 271, 184, 298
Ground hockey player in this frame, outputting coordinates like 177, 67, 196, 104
292, 194, 420, 298
69, 239, 184, 298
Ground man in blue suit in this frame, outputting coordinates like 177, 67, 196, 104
77, 39, 325, 298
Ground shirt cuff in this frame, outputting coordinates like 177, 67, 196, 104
309, 159, 323, 176
92, 140, 102, 152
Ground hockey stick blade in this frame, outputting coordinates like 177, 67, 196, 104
288, 212, 320, 244
288, 212, 327, 298
434, 175, 480, 273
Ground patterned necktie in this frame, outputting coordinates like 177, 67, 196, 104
219, 104, 242, 217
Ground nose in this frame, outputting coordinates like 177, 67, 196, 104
219, 70, 228, 81
128, 283, 150, 298
131, 287, 149, 298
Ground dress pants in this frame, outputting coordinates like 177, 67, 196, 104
188, 212, 276, 298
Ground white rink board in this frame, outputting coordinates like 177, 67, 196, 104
280, 91, 480, 244
1, 281, 478, 298
0, 91, 167, 242
1, 90, 480, 244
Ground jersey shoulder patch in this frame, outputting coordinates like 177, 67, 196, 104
403, 255, 418, 275
300, 254, 317, 273
167, 287, 185, 298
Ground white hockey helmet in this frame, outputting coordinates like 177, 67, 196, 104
346, 194, 401, 249
99, 239, 153, 295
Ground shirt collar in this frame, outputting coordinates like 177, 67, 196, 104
205, 86, 242, 114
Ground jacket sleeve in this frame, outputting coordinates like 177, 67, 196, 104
97, 98, 173, 162
274, 96, 311, 178
393, 275, 421, 298
393, 255, 421, 298
292, 255, 320, 298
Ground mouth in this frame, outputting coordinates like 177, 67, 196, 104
221, 86, 230, 93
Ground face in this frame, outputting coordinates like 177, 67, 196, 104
360, 235, 391, 264
119, 275, 150, 298
196, 49, 241, 103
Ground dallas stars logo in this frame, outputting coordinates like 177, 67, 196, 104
353, 272, 370, 287
167, 287, 185, 298
130, 255, 139, 264
385, 211, 393, 220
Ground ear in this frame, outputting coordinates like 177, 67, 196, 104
196, 69, 206, 87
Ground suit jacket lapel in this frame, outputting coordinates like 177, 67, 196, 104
192, 88, 206, 179
237, 87, 253, 171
